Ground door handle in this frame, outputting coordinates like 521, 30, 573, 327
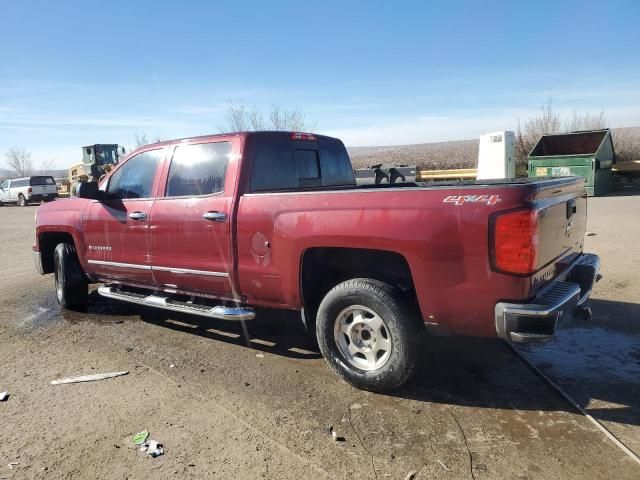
128, 211, 147, 220
202, 211, 227, 222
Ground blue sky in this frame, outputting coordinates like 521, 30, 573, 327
1, 0, 639, 168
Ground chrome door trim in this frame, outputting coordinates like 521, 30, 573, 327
152, 266, 229, 277
87, 260, 152, 270
87, 260, 229, 277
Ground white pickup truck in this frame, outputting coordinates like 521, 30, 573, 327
0, 176, 58, 206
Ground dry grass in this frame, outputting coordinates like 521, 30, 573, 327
348, 126, 640, 170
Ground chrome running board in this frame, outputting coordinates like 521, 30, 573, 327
97, 285, 255, 321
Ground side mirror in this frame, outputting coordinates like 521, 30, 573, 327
77, 182, 102, 200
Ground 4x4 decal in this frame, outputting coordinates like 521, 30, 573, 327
443, 194, 501, 206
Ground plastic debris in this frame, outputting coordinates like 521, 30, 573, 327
169, 364, 175, 368
137, 439, 164, 457
50, 371, 128, 385
134, 432, 164, 457
8, 462, 19, 470
326, 425, 345, 442
256, 353, 265, 358
133, 431, 150, 445
0, 391, 8, 402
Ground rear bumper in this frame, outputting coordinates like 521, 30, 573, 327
30, 193, 58, 202
495, 253, 601, 343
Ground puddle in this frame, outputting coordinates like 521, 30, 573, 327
20, 290, 143, 329
518, 326, 640, 384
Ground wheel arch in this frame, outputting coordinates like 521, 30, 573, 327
39, 231, 77, 274
300, 247, 422, 321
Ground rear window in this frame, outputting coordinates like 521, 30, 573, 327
250, 140, 354, 192
30, 176, 55, 186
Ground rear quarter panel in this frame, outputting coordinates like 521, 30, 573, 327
236, 186, 534, 337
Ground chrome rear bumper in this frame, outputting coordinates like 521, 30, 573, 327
495, 253, 601, 343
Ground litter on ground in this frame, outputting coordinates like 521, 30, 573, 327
0, 391, 8, 402
133, 431, 164, 457
132, 431, 149, 445
50, 371, 129, 385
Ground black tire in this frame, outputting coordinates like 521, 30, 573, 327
316, 278, 423, 392
54, 243, 88, 311
18, 194, 28, 207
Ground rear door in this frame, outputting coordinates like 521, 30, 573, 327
149, 139, 238, 298
82, 148, 165, 284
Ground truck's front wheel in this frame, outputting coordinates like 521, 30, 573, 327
54, 243, 88, 311
316, 278, 422, 392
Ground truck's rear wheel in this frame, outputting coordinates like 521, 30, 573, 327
316, 278, 422, 392
54, 243, 88, 311
18, 194, 27, 207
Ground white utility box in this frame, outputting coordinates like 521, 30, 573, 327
477, 130, 515, 180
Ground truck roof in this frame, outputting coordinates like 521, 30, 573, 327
135, 131, 342, 151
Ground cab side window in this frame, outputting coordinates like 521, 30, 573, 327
107, 150, 163, 200
0, 181, 8, 190
165, 142, 231, 197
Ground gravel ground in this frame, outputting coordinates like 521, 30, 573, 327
1, 192, 639, 479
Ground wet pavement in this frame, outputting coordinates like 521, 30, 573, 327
1, 196, 639, 479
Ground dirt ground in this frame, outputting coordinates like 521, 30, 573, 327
1, 190, 639, 479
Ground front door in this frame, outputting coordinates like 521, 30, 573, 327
82, 148, 165, 284
149, 140, 235, 298
0, 181, 9, 202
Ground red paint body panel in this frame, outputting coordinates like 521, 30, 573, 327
236, 187, 535, 336
34, 132, 588, 339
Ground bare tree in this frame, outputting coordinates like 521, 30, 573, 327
219, 101, 316, 133
39, 157, 57, 174
612, 128, 640, 162
516, 98, 561, 165
566, 109, 606, 132
134, 132, 150, 148
5, 147, 33, 177
134, 132, 165, 148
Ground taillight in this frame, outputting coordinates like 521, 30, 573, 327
491, 208, 539, 275
28, 187, 32, 194
291, 132, 316, 141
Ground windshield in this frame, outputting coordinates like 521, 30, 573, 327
30, 176, 55, 186
94, 146, 117, 165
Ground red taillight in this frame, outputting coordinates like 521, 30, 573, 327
291, 132, 316, 141
492, 208, 539, 275
28, 187, 33, 194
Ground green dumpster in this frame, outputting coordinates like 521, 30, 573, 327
527, 129, 615, 196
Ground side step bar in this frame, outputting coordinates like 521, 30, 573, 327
97, 285, 255, 321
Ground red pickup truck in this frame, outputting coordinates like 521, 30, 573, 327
33, 131, 600, 391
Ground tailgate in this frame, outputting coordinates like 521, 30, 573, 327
532, 177, 587, 289
31, 185, 56, 194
